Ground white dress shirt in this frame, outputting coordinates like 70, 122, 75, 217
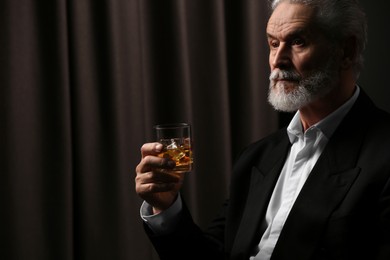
141, 87, 360, 259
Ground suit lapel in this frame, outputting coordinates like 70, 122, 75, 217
271, 155, 361, 259
271, 92, 371, 259
230, 136, 290, 259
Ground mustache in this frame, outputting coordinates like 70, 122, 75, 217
269, 70, 301, 81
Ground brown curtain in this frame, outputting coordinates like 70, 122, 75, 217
0, 0, 277, 259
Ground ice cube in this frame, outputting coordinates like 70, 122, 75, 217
166, 139, 185, 162
167, 139, 178, 150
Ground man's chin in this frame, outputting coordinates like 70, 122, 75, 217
271, 104, 300, 113
273, 81, 299, 94
267, 87, 309, 112
268, 95, 302, 112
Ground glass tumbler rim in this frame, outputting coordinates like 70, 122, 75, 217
154, 123, 191, 130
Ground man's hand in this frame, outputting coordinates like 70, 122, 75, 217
135, 142, 185, 214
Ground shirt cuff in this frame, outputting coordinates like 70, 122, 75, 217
140, 194, 183, 235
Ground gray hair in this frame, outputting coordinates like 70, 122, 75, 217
270, 0, 368, 79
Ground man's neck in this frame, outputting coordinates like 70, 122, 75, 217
299, 83, 356, 131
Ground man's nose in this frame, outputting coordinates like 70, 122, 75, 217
271, 44, 291, 69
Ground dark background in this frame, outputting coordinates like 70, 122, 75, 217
0, 1, 388, 259
358, 1, 389, 113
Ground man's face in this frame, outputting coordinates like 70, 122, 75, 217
266, 2, 341, 112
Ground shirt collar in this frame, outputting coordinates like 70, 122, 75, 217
287, 86, 360, 143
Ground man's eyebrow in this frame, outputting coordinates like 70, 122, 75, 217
266, 33, 276, 39
266, 28, 309, 40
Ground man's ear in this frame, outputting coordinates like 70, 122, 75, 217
340, 36, 357, 69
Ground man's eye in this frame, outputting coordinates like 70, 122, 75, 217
270, 40, 279, 48
291, 38, 305, 46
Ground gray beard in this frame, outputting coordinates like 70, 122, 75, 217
268, 58, 339, 112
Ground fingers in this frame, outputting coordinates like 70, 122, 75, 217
140, 142, 164, 158
136, 155, 175, 174
135, 143, 178, 194
135, 142, 185, 209
135, 167, 184, 207
135, 170, 182, 194
139, 169, 181, 185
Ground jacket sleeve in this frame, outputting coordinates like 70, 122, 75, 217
144, 198, 228, 260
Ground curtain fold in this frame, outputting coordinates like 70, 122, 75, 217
67, 1, 147, 259
0, 1, 74, 259
0, 0, 276, 259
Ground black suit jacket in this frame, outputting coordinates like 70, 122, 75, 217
146, 90, 390, 260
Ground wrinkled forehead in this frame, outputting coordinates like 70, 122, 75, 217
267, 2, 317, 35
